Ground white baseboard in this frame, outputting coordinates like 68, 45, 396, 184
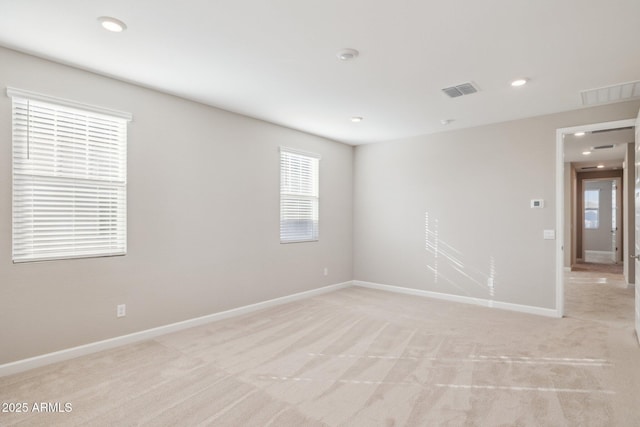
0, 278, 564, 377
585, 250, 614, 256
353, 280, 560, 318
0, 281, 352, 377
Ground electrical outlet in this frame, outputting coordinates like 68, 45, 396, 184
323, 267, 328, 276
116, 304, 126, 318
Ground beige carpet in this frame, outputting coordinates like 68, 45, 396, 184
1, 272, 638, 426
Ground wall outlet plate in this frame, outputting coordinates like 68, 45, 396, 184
116, 304, 126, 318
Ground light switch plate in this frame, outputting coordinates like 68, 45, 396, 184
543, 230, 556, 240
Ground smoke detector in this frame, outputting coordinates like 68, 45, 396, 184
336, 49, 359, 61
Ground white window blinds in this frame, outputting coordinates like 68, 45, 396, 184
280, 147, 320, 243
9, 88, 131, 263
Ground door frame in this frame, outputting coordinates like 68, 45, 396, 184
555, 118, 635, 318
580, 176, 622, 263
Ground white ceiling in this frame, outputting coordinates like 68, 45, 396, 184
564, 127, 634, 171
1, 0, 639, 145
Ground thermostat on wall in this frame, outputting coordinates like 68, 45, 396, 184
531, 199, 544, 208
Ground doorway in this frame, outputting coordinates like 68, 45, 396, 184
555, 118, 636, 317
578, 177, 622, 272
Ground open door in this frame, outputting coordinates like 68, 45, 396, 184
611, 180, 621, 263
635, 110, 640, 343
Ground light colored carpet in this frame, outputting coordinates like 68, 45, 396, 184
1, 272, 638, 426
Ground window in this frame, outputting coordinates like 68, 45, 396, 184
280, 147, 320, 243
9, 88, 131, 262
584, 189, 599, 229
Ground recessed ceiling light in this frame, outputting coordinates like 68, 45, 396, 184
597, 164, 605, 168
574, 131, 586, 136
582, 151, 592, 155
440, 119, 453, 125
337, 48, 359, 61
510, 78, 528, 87
351, 116, 363, 123
98, 16, 127, 32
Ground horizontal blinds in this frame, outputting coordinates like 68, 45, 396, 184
11, 93, 129, 262
280, 147, 319, 243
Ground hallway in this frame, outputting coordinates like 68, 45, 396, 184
571, 261, 623, 275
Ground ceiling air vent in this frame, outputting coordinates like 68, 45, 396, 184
580, 80, 640, 106
591, 126, 633, 134
442, 82, 479, 98
592, 144, 616, 150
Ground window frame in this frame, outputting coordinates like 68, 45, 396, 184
584, 188, 600, 230
279, 146, 321, 244
8, 87, 132, 263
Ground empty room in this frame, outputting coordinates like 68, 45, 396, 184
1, 1, 639, 426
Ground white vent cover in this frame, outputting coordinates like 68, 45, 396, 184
442, 82, 479, 98
581, 80, 640, 106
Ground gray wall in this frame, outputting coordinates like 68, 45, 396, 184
353, 101, 640, 310
0, 47, 354, 364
